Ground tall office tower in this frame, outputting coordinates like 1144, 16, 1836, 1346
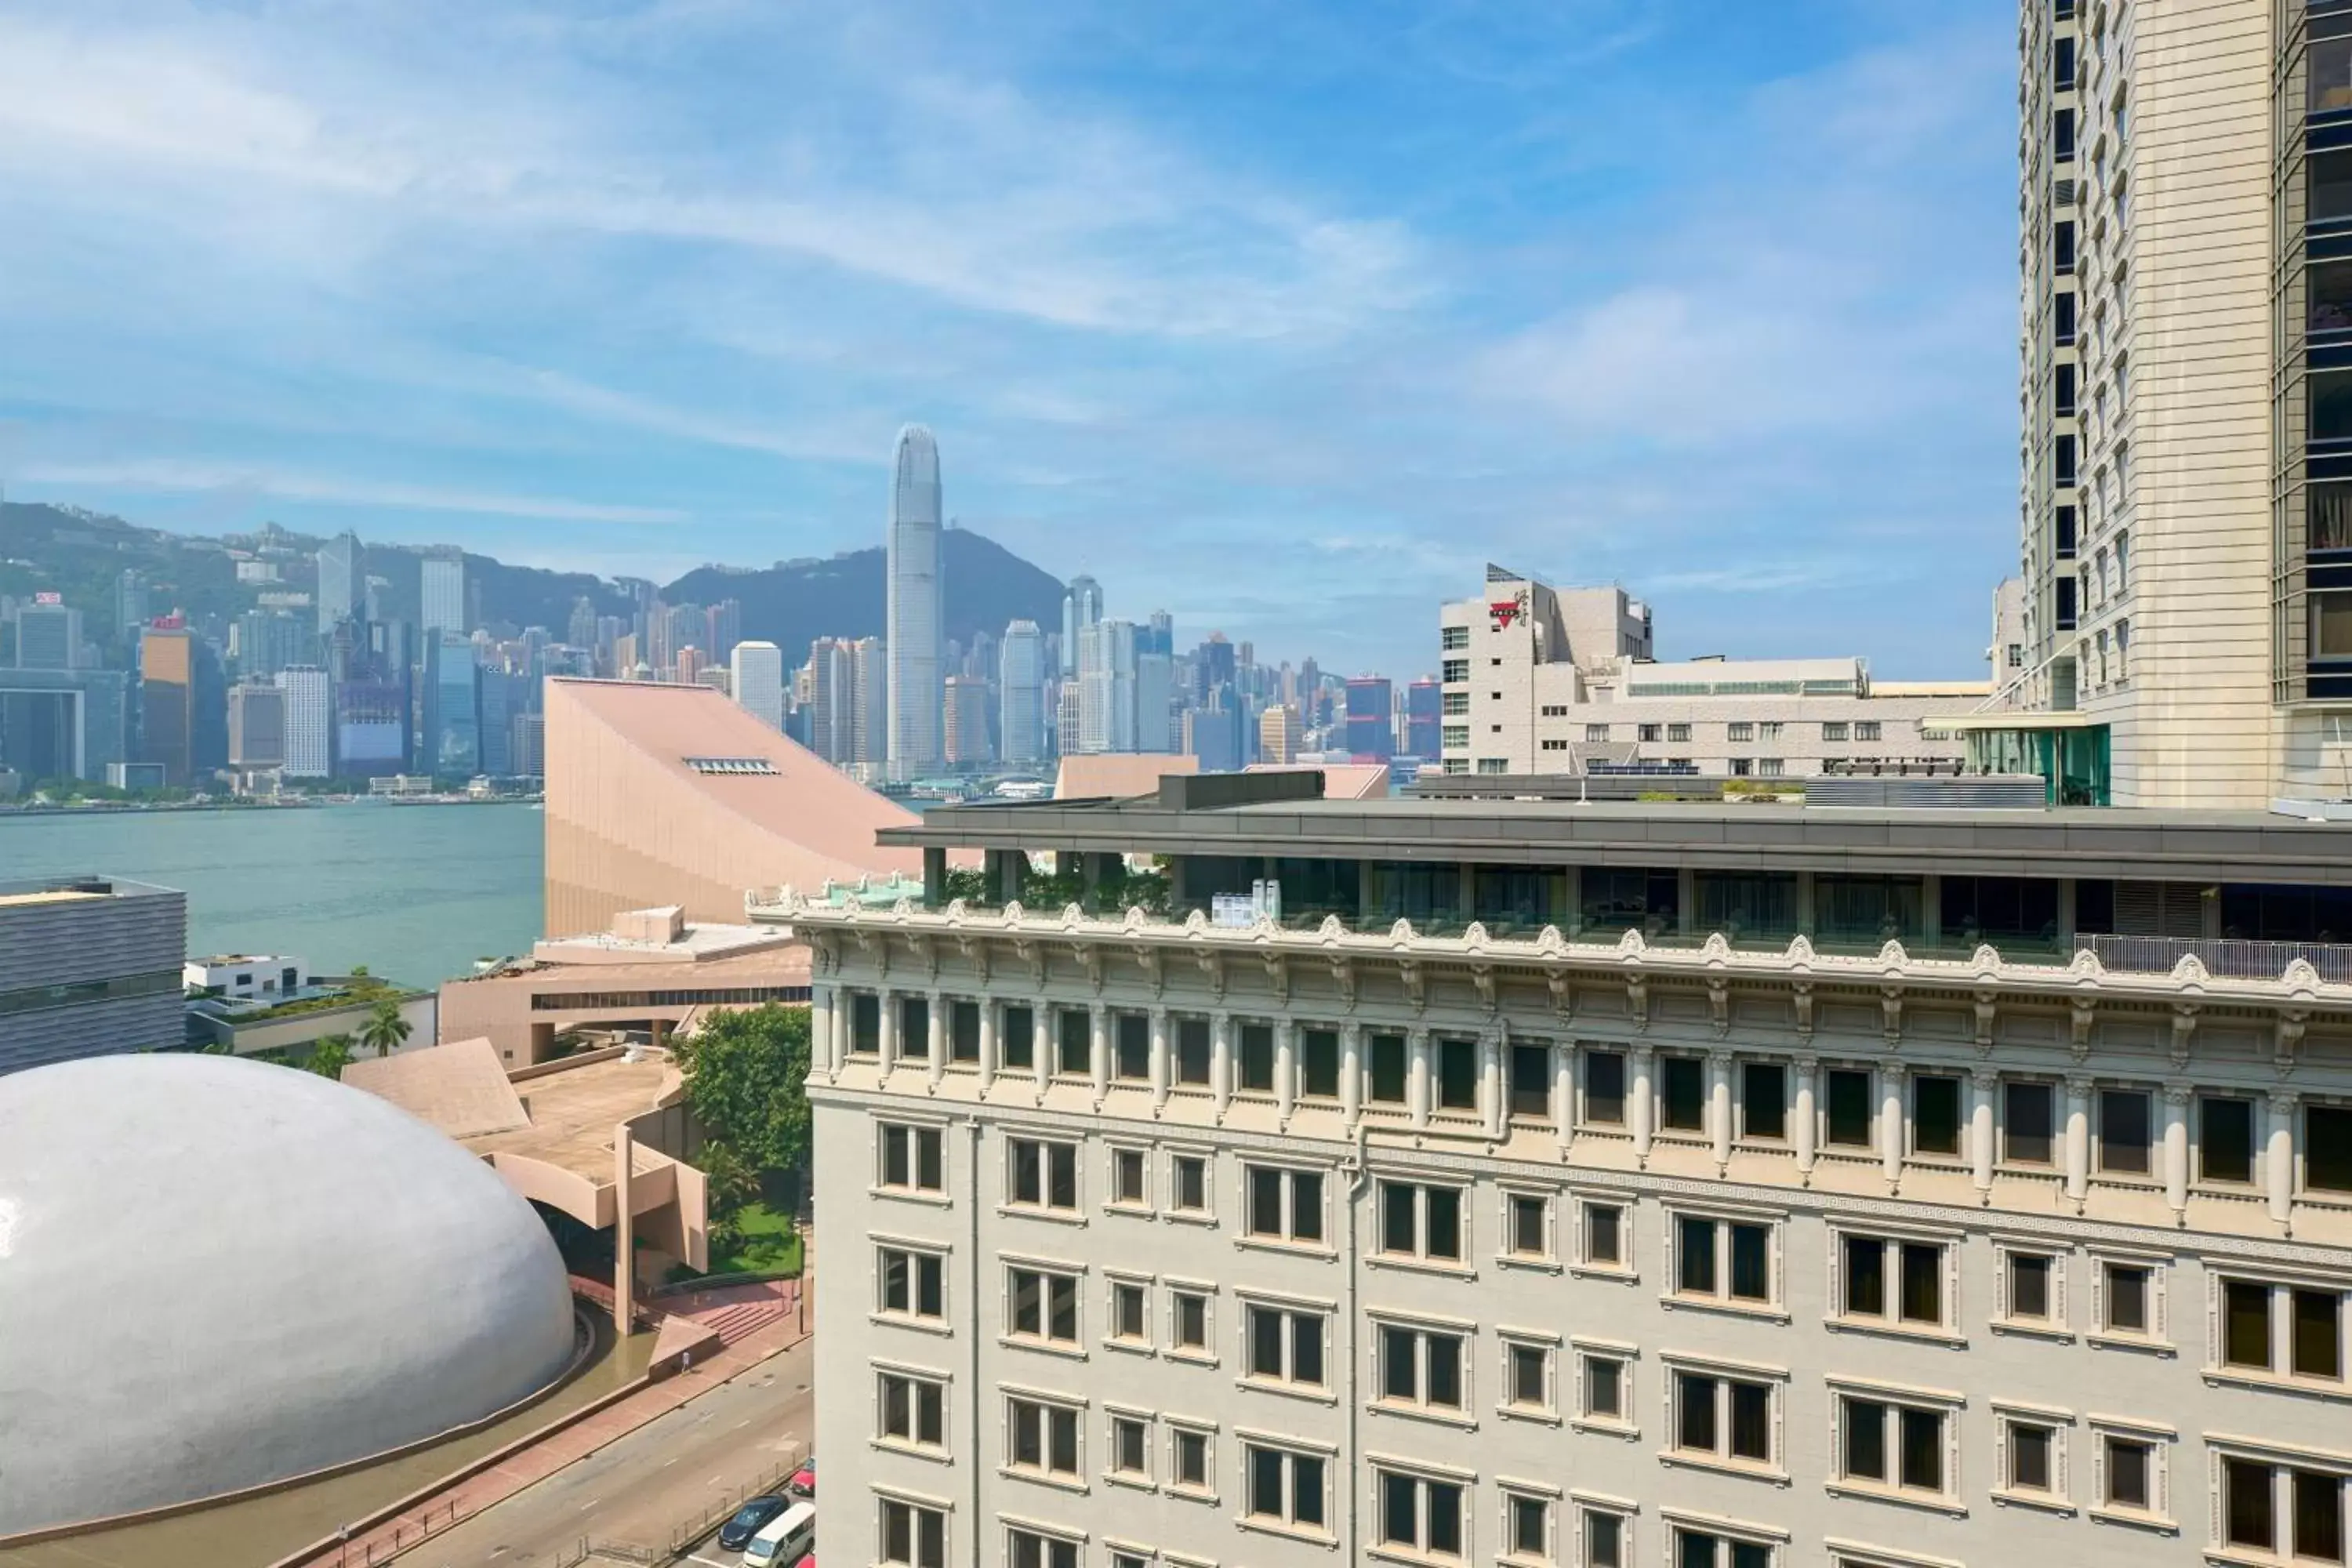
1135, 648, 1175, 753
1062, 575, 1103, 676
612, 633, 641, 677
137, 626, 194, 785
423, 631, 481, 775
114, 569, 146, 647
11, 601, 80, 670
1298, 655, 1322, 724
0, 667, 128, 782
419, 550, 466, 635
1989, 0, 2313, 807
1054, 680, 1080, 760
886, 425, 946, 780
1194, 633, 1237, 705
567, 597, 599, 652
1144, 608, 1174, 659
943, 674, 992, 766
315, 532, 360, 633
510, 710, 546, 780
1182, 685, 1246, 771
1404, 676, 1443, 759
706, 600, 742, 667
1076, 619, 1138, 753
1345, 675, 1396, 761
999, 620, 1046, 765
479, 670, 517, 775
226, 683, 286, 771
732, 640, 786, 731
806, 637, 857, 762
274, 666, 332, 779
851, 635, 890, 771
1259, 700, 1302, 764
233, 609, 310, 681
660, 602, 703, 671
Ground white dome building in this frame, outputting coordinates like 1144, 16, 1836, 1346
0, 1054, 578, 1535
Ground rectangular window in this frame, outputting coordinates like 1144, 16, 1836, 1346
1508, 1192, 1549, 1259
1300, 1028, 1341, 1099
1838, 1395, 1948, 1496
2104, 1433, 2154, 1512
1245, 1444, 1327, 1532
2311, 1105, 2352, 1192
2201, 1096, 2256, 1184
1839, 1234, 1947, 1328
1822, 721, 1850, 742
1442, 625, 1468, 651
1114, 1011, 1149, 1081
1442, 691, 1469, 716
1172, 1425, 1210, 1490
1175, 1016, 1210, 1085
1006, 1529, 1079, 1568
1582, 1202, 1625, 1269
1671, 1369, 1776, 1465
1000, 1004, 1034, 1070
1055, 1008, 1090, 1075
1508, 1490, 1551, 1559
2055, 216, 2076, 272
1379, 1322, 1468, 1409
1638, 723, 1662, 743
1380, 1181, 1465, 1262
1240, 1022, 1276, 1093
2100, 1088, 2151, 1175
1377, 1469, 1465, 1559
1854, 720, 1882, 742
2101, 1261, 2153, 1336
2221, 1279, 2343, 1380
948, 999, 980, 1062
851, 992, 881, 1054
1911, 1073, 1961, 1156
877, 1370, 947, 1448
1109, 1278, 1146, 1342
1436, 1038, 1479, 1111
1506, 1339, 1552, 1412
1110, 1147, 1147, 1207
1727, 721, 1755, 742
1586, 723, 1611, 742
1245, 1165, 1325, 1244
1508, 1043, 1551, 1120
1007, 1396, 1082, 1478
1660, 1054, 1705, 1133
898, 995, 929, 1058
1171, 1288, 1209, 1352
1009, 1138, 1079, 1211
879, 1498, 947, 1568
1442, 658, 1469, 683
880, 1123, 945, 1193
1370, 1033, 1408, 1104
1007, 1268, 1080, 1345
878, 1246, 945, 1320
1171, 1153, 1208, 1214
2005, 1081, 2056, 1164
2006, 1251, 2055, 1324
1666, 722, 1691, 743
1109, 1413, 1149, 1479
1581, 1351, 1628, 1422
2007, 1417, 2056, 1495
1585, 1050, 1626, 1125
1246, 1303, 1327, 1388
1675, 1214, 1774, 1305
1741, 1062, 1786, 1141
1582, 1508, 1626, 1568
1825, 1069, 1873, 1148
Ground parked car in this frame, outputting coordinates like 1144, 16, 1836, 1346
788, 1454, 816, 1497
718, 1495, 789, 1552
742, 1500, 815, 1568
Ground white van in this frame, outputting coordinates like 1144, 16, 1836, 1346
742, 1500, 815, 1567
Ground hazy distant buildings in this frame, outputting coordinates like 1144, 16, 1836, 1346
886, 425, 944, 779
316, 531, 360, 632
1259, 702, 1302, 764
1405, 675, 1443, 758
731, 640, 785, 731
420, 551, 466, 635
510, 710, 546, 780
227, 682, 286, 771
1062, 575, 1102, 676
275, 666, 332, 779
999, 620, 1045, 765
12, 601, 82, 670
233, 609, 309, 681
137, 625, 194, 786
851, 635, 889, 772
806, 637, 857, 764
0, 667, 128, 782
424, 631, 481, 775
1345, 674, 1394, 761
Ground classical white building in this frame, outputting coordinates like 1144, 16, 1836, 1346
1440, 566, 1987, 781
766, 774, 2352, 1568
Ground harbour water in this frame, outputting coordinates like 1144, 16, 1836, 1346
0, 801, 543, 987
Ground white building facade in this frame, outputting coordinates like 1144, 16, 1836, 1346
274, 666, 332, 779
1001, 620, 1047, 767
769, 787, 2352, 1568
887, 425, 946, 779
731, 639, 786, 731
1443, 568, 1986, 779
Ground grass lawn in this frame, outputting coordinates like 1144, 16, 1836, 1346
701, 1200, 804, 1277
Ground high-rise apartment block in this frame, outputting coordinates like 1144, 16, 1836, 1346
1064, 575, 1103, 677
1987, 0, 2352, 806
274, 666, 332, 779
1260, 702, 1302, 764
1000, 620, 1047, 766
887, 426, 945, 779
945, 674, 993, 765
771, 774, 2352, 1568
1440, 565, 1982, 779
732, 640, 786, 731
316, 532, 359, 632
853, 635, 890, 774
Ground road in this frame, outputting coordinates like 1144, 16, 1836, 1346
400, 1337, 815, 1568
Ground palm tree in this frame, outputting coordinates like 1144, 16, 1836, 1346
358, 998, 412, 1058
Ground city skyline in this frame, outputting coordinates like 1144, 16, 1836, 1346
0, 1, 2018, 681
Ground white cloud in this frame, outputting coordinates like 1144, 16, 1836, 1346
15, 459, 685, 524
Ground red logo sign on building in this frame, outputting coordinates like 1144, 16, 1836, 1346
32, 591, 61, 605
1489, 590, 1529, 632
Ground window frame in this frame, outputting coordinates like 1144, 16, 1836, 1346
1825, 1376, 1964, 1508
1570, 1336, 1639, 1436
1377, 1178, 1468, 1267
1243, 1162, 1329, 1249
878, 1119, 948, 1196
1239, 1293, 1331, 1393
1004, 1391, 1086, 1483
1375, 1313, 1475, 1420
1992, 1243, 2070, 1339
1240, 1437, 1332, 1538
1006, 1135, 1081, 1214
1828, 1225, 1959, 1338
1372, 1459, 1472, 1561
2087, 1417, 2173, 1529
1004, 1262, 1083, 1348
1991, 1399, 2074, 1515
874, 1363, 951, 1453
2088, 1248, 2169, 1349
1573, 1196, 1633, 1278
1660, 1352, 1787, 1479
1666, 1206, 1783, 1315
876, 1240, 949, 1323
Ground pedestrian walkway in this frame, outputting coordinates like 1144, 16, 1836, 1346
658, 1278, 799, 1345
287, 1304, 810, 1568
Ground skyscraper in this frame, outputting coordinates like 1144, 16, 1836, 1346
1345, 675, 1396, 761
227, 683, 286, 771
1062, 576, 1103, 676
731, 640, 786, 731
1135, 647, 1174, 753
706, 600, 743, 667
886, 426, 944, 779
274, 666, 332, 779
943, 675, 992, 766
420, 551, 466, 635
11, 602, 80, 670
851, 636, 889, 773
999, 620, 1045, 766
807, 637, 856, 763
114, 569, 146, 648
1405, 676, 1443, 759
137, 626, 194, 786
423, 631, 480, 775
316, 532, 360, 633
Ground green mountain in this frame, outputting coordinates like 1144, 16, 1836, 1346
0, 502, 1067, 662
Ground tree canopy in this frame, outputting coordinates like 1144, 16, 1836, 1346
675, 1004, 811, 1193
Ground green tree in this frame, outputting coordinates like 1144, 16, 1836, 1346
306, 1033, 354, 1079
358, 997, 412, 1058
675, 1004, 811, 1192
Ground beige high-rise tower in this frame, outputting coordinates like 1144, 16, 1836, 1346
1985, 0, 2352, 806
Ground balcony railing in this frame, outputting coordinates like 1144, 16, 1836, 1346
2078, 932, 2352, 984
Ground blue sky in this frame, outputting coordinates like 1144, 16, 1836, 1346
0, 0, 2019, 678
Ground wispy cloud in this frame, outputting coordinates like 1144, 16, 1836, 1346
16, 459, 686, 524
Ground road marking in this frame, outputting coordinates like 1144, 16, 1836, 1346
689, 1555, 735, 1567
735, 1417, 751, 1428
577, 1497, 598, 1512
662, 1455, 680, 1467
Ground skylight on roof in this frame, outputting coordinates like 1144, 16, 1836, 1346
683, 756, 778, 775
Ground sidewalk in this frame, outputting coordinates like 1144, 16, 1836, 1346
291, 1307, 811, 1568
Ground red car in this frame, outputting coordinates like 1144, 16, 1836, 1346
788, 1454, 816, 1497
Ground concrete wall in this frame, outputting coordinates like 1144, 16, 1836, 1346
0, 885, 187, 1075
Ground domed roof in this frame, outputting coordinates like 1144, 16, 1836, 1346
0, 1054, 576, 1535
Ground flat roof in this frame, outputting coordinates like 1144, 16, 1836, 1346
0, 874, 180, 903
0, 890, 103, 908
877, 796, 2352, 886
